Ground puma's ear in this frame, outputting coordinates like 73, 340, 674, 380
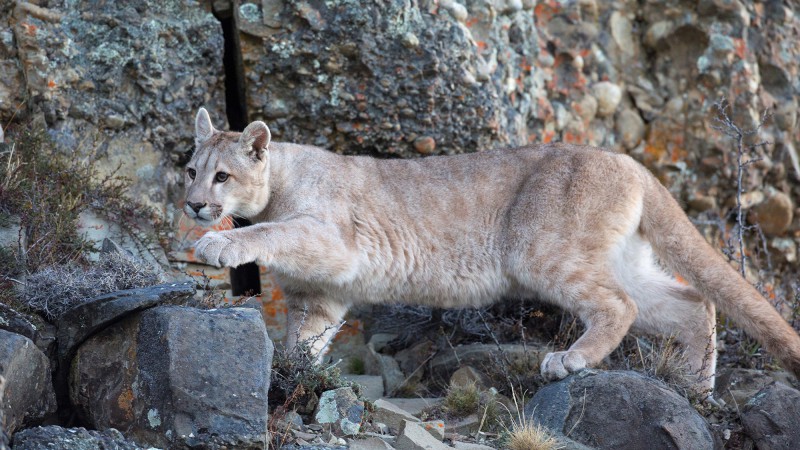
195, 108, 215, 143
239, 121, 271, 161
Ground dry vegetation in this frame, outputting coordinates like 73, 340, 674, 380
0, 125, 166, 320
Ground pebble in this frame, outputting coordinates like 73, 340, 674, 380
414, 136, 436, 154
592, 81, 622, 117
749, 190, 794, 236
616, 109, 645, 149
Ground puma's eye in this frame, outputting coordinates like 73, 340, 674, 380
187, 168, 196, 180
215, 172, 229, 183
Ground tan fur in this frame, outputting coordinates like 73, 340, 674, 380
186, 108, 800, 391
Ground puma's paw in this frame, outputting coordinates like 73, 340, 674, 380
541, 350, 588, 381
194, 231, 252, 268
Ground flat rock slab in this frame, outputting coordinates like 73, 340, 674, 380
371, 399, 419, 434
70, 305, 272, 449
0, 330, 56, 434
56, 281, 195, 366
742, 382, 800, 449
395, 420, 451, 450
11, 425, 141, 450
525, 370, 713, 450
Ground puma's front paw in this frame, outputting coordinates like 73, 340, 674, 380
194, 231, 252, 268
541, 350, 588, 381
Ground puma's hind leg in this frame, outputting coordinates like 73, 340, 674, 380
631, 285, 717, 394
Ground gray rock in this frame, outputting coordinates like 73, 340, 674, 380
0, 303, 53, 356
11, 426, 141, 450
526, 370, 713, 450
56, 282, 196, 369
343, 374, 384, 400
395, 420, 450, 450
714, 368, 786, 408
380, 398, 442, 417
371, 399, 420, 434
741, 382, 800, 450
0, 330, 55, 434
314, 387, 364, 436
367, 344, 406, 396
70, 306, 272, 449
349, 436, 395, 449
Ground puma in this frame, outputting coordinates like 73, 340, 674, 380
185, 108, 800, 392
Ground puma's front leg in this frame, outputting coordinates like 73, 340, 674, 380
285, 298, 350, 361
194, 219, 359, 281
194, 229, 261, 268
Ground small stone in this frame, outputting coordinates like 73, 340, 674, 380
592, 81, 622, 117
615, 109, 645, 150
575, 95, 598, 122
749, 190, 794, 235
414, 136, 436, 154
402, 32, 420, 48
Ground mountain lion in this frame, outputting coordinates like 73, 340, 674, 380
185, 108, 800, 391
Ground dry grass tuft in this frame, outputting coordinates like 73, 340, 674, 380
506, 422, 561, 450
20, 251, 164, 320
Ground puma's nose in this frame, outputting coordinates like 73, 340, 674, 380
187, 201, 206, 213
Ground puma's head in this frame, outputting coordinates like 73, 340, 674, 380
184, 108, 272, 225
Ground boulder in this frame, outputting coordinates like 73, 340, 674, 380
525, 370, 713, 450
0, 330, 55, 434
70, 306, 272, 449
11, 426, 140, 450
741, 382, 800, 449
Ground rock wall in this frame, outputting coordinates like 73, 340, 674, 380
1, 0, 798, 292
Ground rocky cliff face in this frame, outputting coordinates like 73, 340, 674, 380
1, 0, 798, 292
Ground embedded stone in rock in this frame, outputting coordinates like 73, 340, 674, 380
592, 82, 622, 117
0, 330, 56, 434
741, 382, 800, 449
70, 306, 272, 449
11, 426, 141, 450
616, 109, 646, 150
314, 387, 364, 436
748, 190, 794, 236
525, 370, 713, 449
